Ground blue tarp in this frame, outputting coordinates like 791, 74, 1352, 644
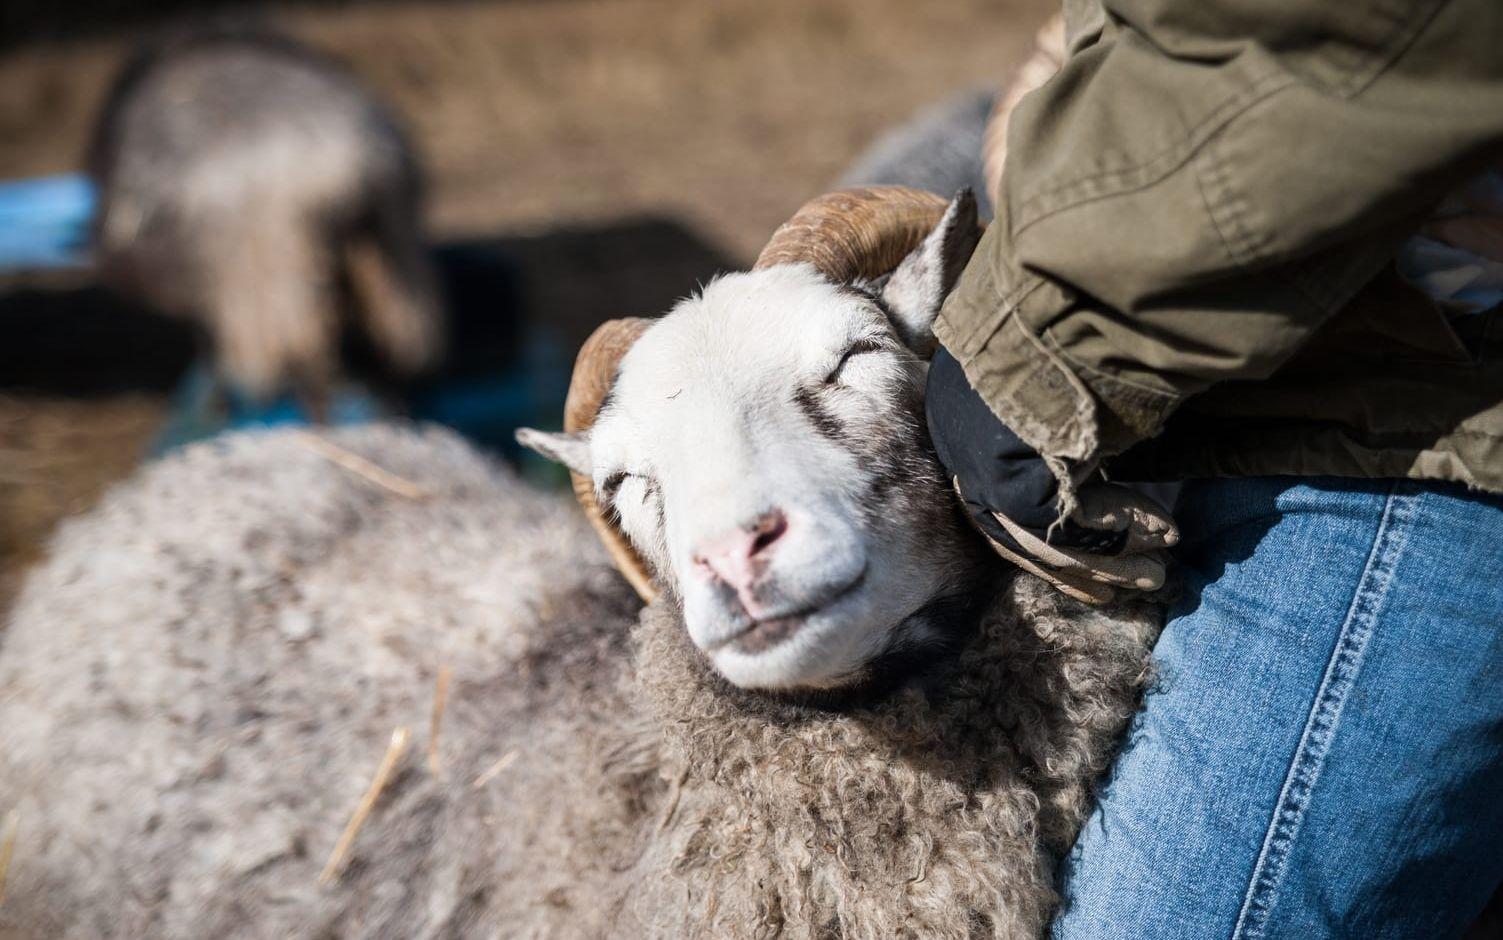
0, 173, 95, 270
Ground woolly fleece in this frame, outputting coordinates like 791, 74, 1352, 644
0, 425, 1158, 938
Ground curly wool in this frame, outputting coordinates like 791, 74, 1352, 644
0, 426, 1158, 938
627, 581, 1158, 939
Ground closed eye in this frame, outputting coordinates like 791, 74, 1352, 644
601, 471, 630, 501
824, 339, 888, 385
601, 471, 656, 508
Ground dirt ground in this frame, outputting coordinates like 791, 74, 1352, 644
0, 0, 1053, 601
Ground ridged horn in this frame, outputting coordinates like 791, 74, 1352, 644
754, 185, 953, 284
563, 317, 656, 603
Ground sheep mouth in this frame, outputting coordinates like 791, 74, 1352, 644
727, 616, 803, 655
723, 569, 868, 656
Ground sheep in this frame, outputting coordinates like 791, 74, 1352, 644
0, 425, 644, 938
2, 187, 1161, 940
1, 26, 1165, 927
0, 424, 1158, 940
503, 182, 1165, 937
88, 22, 443, 414
516, 186, 1053, 691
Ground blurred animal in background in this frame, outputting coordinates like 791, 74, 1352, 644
88, 22, 443, 418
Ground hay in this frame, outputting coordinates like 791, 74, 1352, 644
471, 751, 519, 790
427, 665, 452, 777
0, 806, 16, 902
319, 726, 412, 886
0, 809, 17, 907
293, 431, 429, 500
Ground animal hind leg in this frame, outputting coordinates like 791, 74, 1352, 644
342, 193, 444, 379
201, 209, 340, 409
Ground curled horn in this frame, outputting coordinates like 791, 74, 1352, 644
563, 317, 657, 603
754, 186, 953, 284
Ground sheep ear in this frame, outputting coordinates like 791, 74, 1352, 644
516, 428, 593, 476
880, 189, 980, 356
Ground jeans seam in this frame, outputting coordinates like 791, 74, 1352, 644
1230, 482, 1416, 939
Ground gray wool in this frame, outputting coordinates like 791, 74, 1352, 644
837, 88, 999, 220
0, 425, 1158, 938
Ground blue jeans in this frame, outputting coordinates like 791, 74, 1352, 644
1052, 477, 1503, 939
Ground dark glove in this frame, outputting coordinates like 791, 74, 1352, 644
926, 345, 1178, 604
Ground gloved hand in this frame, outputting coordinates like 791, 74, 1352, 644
926, 346, 1178, 604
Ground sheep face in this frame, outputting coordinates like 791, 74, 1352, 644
523, 200, 991, 691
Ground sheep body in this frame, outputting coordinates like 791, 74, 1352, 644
0, 426, 646, 937
90, 26, 442, 405
836, 89, 998, 220
0, 426, 1156, 938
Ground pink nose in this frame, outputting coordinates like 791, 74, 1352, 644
691, 510, 789, 609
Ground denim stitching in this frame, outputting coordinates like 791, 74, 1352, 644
1231, 482, 1416, 939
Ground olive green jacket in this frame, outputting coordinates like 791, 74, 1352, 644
936, 0, 1503, 493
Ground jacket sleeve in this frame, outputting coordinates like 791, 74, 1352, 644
934, 0, 1503, 466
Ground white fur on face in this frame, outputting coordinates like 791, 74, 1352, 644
586, 264, 975, 690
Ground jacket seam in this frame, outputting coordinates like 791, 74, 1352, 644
1012, 70, 1295, 236
1195, 123, 1346, 318
947, 279, 1103, 463
998, 305, 1101, 459
1194, 141, 1248, 269
1017, 0, 1443, 235
1336, 0, 1451, 98
1052, 340, 1181, 408
1230, 483, 1415, 938
986, 277, 1047, 346
951, 274, 1045, 351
